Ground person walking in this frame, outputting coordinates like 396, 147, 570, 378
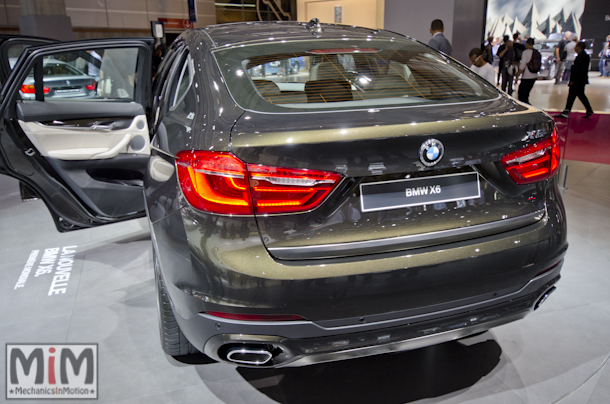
555, 31, 572, 84
514, 38, 539, 104
497, 38, 517, 95
428, 19, 452, 55
562, 37, 578, 82
469, 48, 495, 83
512, 32, 525, 60
481, 36, 494, 64
599, 35, 610, 77
495, 35, 509, 85
555, 42, 594, 119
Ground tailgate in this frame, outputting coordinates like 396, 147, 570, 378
231, 99, 553, 260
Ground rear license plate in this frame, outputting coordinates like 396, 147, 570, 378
360, 172, 481, 212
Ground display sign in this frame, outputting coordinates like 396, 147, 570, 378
158, 18, 193, 30
6, 344, 98, 400
151, 21, 165, 39
360, 172, 481, 212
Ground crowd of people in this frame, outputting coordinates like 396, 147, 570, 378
426, 19, 604, 118
428, 22, 607, 119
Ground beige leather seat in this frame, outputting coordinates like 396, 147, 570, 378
309, 61, 347, 81
305, 80, 352, 103
253, 80, 281, 97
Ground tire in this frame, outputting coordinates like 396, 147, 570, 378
154, 251, 199, 357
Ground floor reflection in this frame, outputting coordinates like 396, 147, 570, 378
235, 334, 502, 404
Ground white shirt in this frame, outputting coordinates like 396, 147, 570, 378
519, 49, 539, 79
470, 62, 496, 84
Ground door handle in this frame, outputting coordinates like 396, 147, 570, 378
47, 133, 132, 160
90, 134, 132, 159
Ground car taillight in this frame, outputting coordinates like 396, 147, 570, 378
205, 311, 305, 321
175, 151, 253, 215
20, 84, 50, 94
175, 150, 342, 215
249, 165, 342, 214
501, 128, 560, 184
86, 81, 97, 91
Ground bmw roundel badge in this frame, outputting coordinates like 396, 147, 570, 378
419, 139, 444, 167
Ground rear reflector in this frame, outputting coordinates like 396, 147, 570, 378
501, 128, 560, 184
205, 311, 305, 321
536, 261, 561, 277
176, 150, 342, 215
86, 81, 97, 91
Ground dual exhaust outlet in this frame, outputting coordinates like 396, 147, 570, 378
535, 286, 556, 310
225, 345, 274, 366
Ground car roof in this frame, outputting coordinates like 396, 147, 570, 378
42, 58, 67, 64
202, 21, 401, 49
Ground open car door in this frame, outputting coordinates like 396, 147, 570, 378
0, 39, 152, 231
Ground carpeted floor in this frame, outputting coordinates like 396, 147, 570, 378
553, 112, 610, 166
515, 75, 610, 166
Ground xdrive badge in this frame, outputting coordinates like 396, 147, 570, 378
419, 139, 444, 167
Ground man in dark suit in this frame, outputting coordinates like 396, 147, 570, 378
428, 19, 452, 56
556, 42, 594, 118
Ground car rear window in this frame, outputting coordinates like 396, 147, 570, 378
212, 38, 499, 113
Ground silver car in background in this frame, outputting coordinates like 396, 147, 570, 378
19, 58, 97, 99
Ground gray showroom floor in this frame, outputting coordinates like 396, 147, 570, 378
1, 159, 610, 404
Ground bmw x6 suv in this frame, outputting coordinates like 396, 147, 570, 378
0, 21, 566, 368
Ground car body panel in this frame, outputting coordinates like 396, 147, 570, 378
230, 95, 551, 257
202, 22, 394, 48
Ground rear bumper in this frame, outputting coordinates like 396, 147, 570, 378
173, 266, 561, 367
171, 192, 566, 322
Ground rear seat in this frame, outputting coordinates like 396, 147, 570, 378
305, 80, 353, 103
253, 80, 308, 104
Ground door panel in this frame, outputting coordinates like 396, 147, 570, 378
16, 99, 144, 121
46, 155, 149, 217
18, 113, 150, 160
0, 39, 153, 231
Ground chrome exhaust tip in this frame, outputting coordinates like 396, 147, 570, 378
535, 286, 556, 310
225, 346, 273, 366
